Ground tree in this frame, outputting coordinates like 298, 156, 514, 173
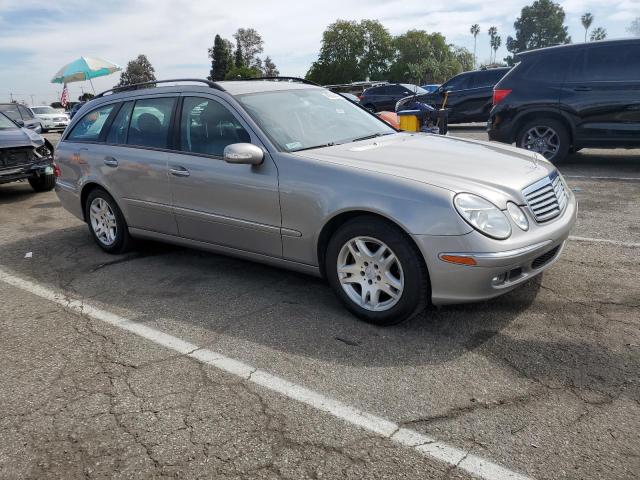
225, 66, 261, 80
590, 27, 607, 41
505, 0, 570, 65
233, 28, 264, 68
581, 13, 593, 42
451, 46, 474, 72
306, 20, 392, 84
208, 34, 232, 81
488, 26, 497, 63
263, 56, 279, 77
490, 35, 502, 64
627, 17, 640, 36
470, 24, 480, 68
116, 54, 156, 87
234, 39, 244, 68
78, 93, 95, 101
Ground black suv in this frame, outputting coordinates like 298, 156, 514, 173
489, 39, 640, 163
410, 68, 510, 123
359, 83, 427, 112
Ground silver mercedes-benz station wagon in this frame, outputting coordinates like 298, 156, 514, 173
55, 78, 577, 325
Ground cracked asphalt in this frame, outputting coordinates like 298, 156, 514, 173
0, 129, 638, 479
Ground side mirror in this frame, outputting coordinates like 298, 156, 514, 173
223, 143, 264, 165
15, 119, 25, 127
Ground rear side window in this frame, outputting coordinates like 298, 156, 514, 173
106, 101, 134, 144
444, 74, 470, 91
0, 105, 21, 121
472, 70, 506, 88
180, 97, 250, 157
67, 104, 115, 142
579, 44, 640, 82
127, 98, 175, 149
516, 52, 571, 83
18, 106, 34, 119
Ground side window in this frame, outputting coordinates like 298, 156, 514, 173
67, 104, 115, 142
521, 52, 571, 83
127, 97, 175, 149
106, 101, 134, 144
445, 74, 470, 91
0, 105, 21, 121
180, 97, 250, 157
18, 106, 34, 120
582, 45, 640, 82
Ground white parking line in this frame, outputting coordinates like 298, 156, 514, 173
565, 175, 640, 182
0, 267, 532, 480
569, 236, 640, 248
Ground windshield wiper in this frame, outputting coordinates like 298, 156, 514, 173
350, 132, 393, 143
293, 142, 337, 152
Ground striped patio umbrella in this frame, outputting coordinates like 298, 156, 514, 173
51, 56, 121, 93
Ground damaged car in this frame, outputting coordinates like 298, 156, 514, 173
0, 112, 57, 192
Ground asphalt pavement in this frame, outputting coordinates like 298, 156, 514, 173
0, 129, 638, 479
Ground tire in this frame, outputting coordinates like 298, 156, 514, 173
28, 173, 56, 192
325, 216, 428, 326
84, 188, 133, 254
516, 118, 570, 164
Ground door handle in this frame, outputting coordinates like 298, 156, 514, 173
573, 86, 592, 92
103, 156, 118, 167
169, 166, 190, 177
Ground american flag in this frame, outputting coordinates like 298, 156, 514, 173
60, 84, 69, 108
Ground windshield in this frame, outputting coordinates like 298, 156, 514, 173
400, 84, 428, 95
236, 88, 395, 152
32, 107, 56, 114
0, 112, 18, 130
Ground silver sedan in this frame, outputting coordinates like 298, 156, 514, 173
54, 79, 577, 325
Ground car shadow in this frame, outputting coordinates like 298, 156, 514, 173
564, 149, 640, 173
0, 182, 39, 205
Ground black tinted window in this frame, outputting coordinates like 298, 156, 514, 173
518, 52, 570, 83
444, 74, 470, 91
180, 97, 250, 157
106, 101, 134, 144
67, 104, 115, 142
472, 70, 506, 88
127, 98, 175, 149
581, 44, 640, 81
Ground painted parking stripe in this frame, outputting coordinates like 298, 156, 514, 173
0, 267, 532, 480
569, 236, 640, 248
565, 175, 640, 182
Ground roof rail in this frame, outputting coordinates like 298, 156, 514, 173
96, 78, 226, 98
244, 76, 320, 86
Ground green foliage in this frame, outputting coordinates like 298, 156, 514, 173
263, 56, 279, 77
505, 0, 570, 65
590, 27, 607, 41
116, 54, 156, 87
225, 66, 261, 80
306, 19, 393, 84
581, 13, 594, 42
627, 17, 640, 36
208, 34, 232, 81
234, 28, 264, 68
78, 93, 95, 101
234, 40, 245, 68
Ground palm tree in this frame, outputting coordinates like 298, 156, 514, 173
590, 27, 607, 41
470, 24, 480, 69
488, 26, 497, 63
581, 13, 594, 42
491, 35, 502, 65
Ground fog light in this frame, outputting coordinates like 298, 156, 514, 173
492, 273, 507, 285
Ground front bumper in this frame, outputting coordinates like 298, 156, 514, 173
0, 160, 54, 184
41, 120, 69, 130
412, 194, 577, 305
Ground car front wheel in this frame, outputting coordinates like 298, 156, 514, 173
84, 188, 132, 254
325, 216, 428, 325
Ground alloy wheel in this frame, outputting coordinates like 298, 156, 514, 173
521, 126, 560, 159
336, 236, 404, 312
89, 197, 118, 246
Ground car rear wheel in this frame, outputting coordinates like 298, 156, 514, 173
28, 173, 55, 192
84, 188, 132, 254
516, 118, 569, 163
325, 216, 428, 325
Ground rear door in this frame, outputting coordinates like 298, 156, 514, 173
561, 43, 640, 146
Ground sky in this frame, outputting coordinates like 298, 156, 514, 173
0, 0, 638, 105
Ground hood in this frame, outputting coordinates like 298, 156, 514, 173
0, 127, 44, 148
293, 133, 555, 207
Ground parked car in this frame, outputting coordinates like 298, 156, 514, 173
0, 112, 57, 192
0, 103, 42, 133
407, 68, 510, 123
360, 83, 428, 112
55, 78, 576, 325
420, 84, 440, 94
489, 39, 640, 163
31, 105, 70, 132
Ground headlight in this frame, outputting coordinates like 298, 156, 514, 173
507, 202, 529, 231
454, 193, 512, 239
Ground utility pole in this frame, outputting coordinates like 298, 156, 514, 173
30, 94, 35, 105
9, 92, 14, 102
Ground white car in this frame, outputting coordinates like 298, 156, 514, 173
30, 105, 70, 132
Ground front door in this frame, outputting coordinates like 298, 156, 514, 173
168, 95, 282, 257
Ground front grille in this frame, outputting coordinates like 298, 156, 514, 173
0, 147, 33, 169
54, 117, 67, 122
522, 171, 568, 222
531, 246, 560, 269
